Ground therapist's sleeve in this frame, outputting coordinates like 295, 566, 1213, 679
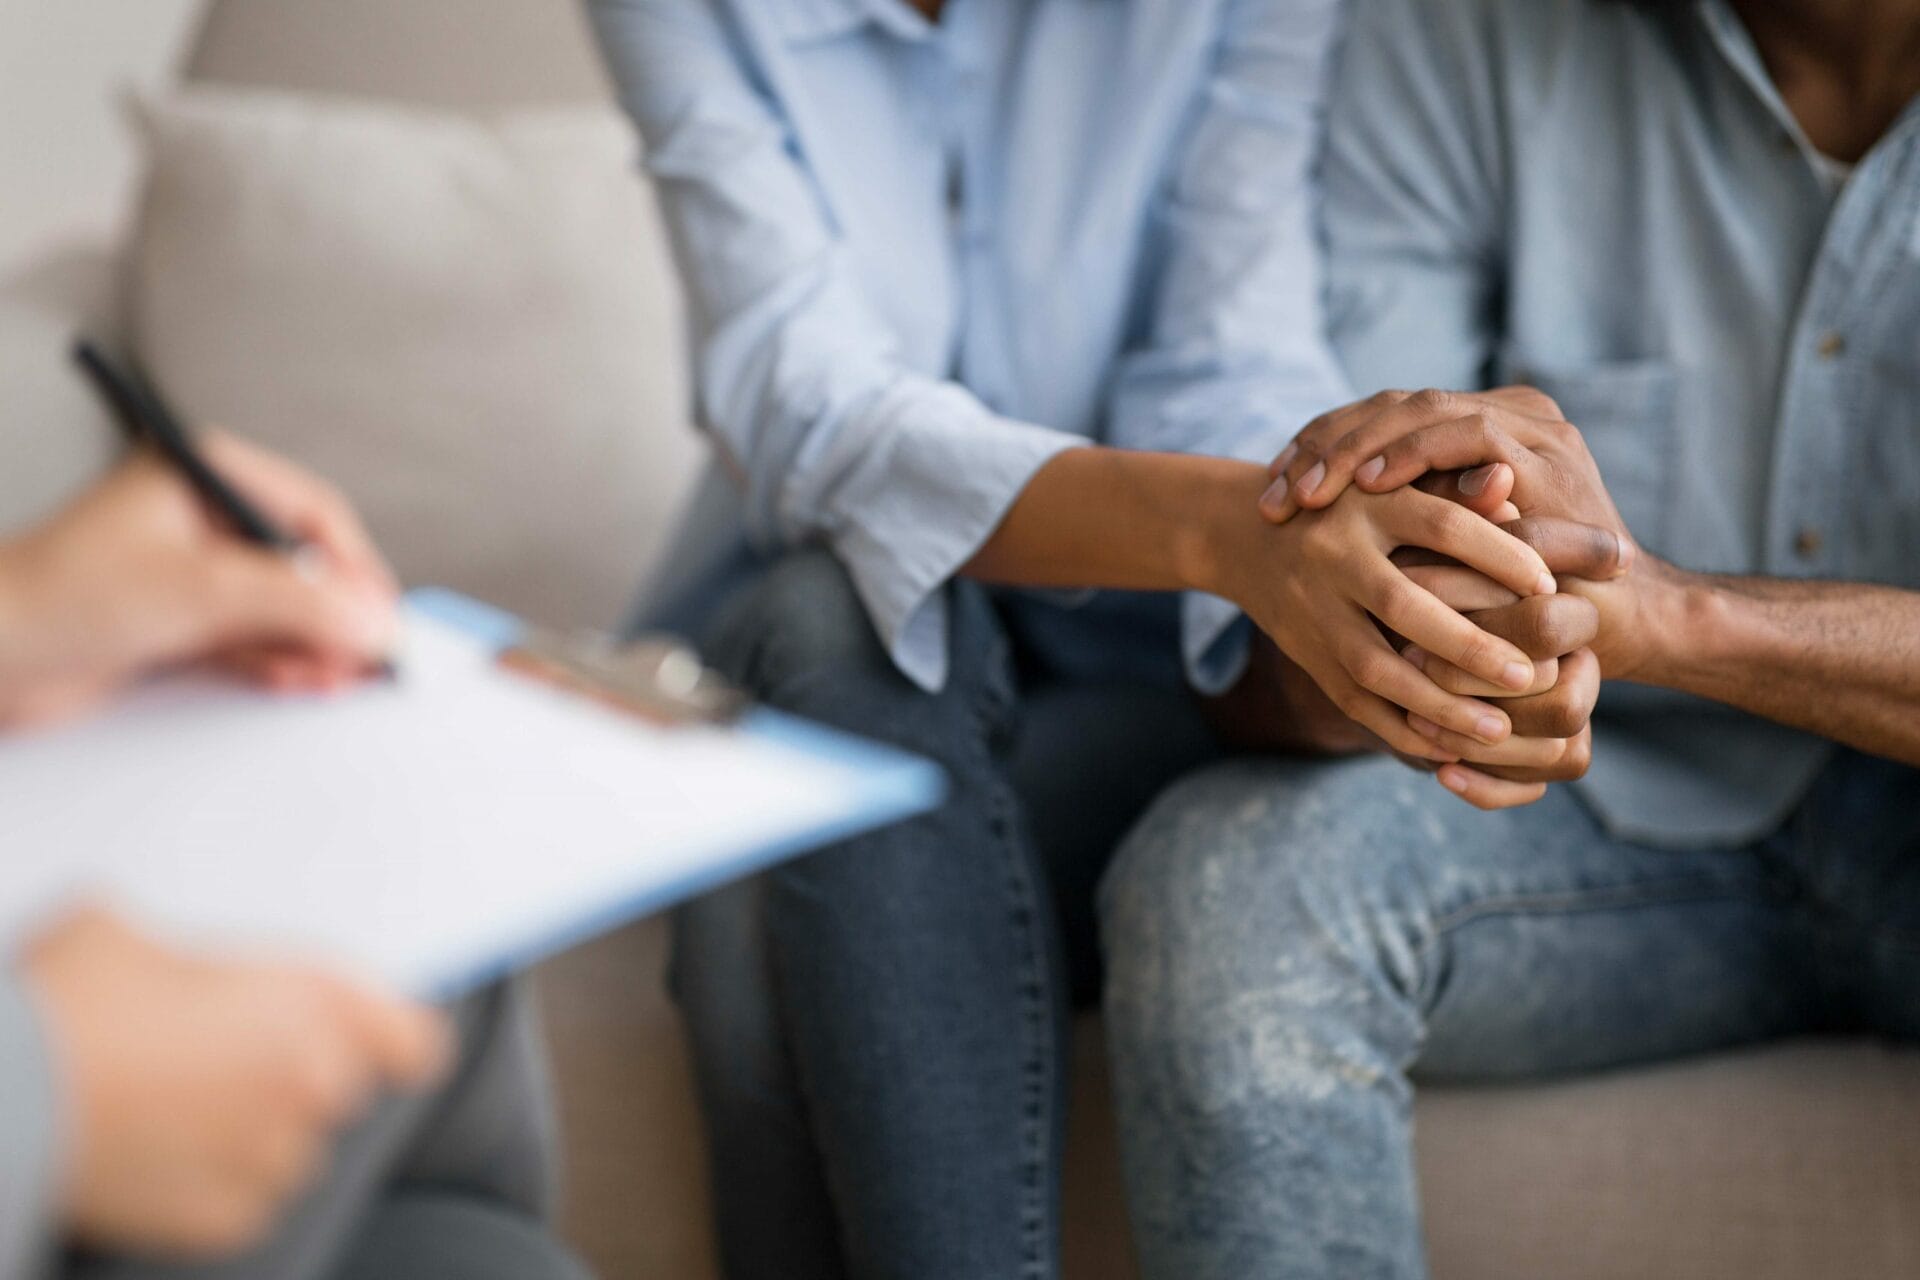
0, 976, 61, 1280
585, 0, 1084, 692
1105, 0, 1354, 693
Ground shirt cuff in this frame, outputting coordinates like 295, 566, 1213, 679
0, 975, 62, 1280
1183, 591, 1254, 696
831, 408, 1087, 693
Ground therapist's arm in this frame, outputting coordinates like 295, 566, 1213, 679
0, 436, 397, 729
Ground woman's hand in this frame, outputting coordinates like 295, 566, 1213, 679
0, 436, 398, 728
1202, 471, 1559, 763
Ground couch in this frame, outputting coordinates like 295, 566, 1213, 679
2, 2, 1917, 1276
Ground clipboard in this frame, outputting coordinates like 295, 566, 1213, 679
0, 591, 945, 997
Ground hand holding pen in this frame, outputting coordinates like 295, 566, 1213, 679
0, 346, 401, 728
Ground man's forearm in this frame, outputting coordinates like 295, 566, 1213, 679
1638, 569, 1920, 765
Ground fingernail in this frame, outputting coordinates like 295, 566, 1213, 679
1476, 713, 1506, 743
1408, 714, 1441, 740
1535, 572, 1558, 595
1502, 661, 1534, 690
1258, 477, 1290, 517
1403, 646, 1428, 671
355, 599, 401, 656
1458, 463, 1498, 497
1439, 767, 1469, 794
1273, 442, 1299, 475
1296, 461, 1326, 498
1356, 456, 1386, 485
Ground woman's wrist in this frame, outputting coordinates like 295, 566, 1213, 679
1175, 458, 1278, 604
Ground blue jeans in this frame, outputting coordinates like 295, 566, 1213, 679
671, 552, 1218, 1280
1099, 750, 1920, 1279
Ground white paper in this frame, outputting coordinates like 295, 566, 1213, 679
0, 611, 938, 994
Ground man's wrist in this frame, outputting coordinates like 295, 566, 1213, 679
1630, 559, 1724, 689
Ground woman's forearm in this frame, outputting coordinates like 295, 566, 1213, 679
963, 447, 1264, 597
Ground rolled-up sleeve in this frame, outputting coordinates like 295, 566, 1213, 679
0, 975, 60, 1280
1105, 0, 1353, 693
586, 0, 1084, 691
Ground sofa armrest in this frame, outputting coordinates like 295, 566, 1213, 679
0, 244, 126, 537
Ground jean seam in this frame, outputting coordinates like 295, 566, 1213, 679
969, 628, 1055, 1280
1414, 875, 1775, 1007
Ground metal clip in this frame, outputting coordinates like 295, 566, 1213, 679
500, 630, 749, 727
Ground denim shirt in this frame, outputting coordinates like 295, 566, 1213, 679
1324, 0, 1920, 846
587, 0, 1350, 693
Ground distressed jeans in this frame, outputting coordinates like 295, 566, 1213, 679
1100, 750, 1920, 1280
670, 552, 1218, 1280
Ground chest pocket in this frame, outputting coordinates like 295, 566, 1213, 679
1495, 354, 1682, 559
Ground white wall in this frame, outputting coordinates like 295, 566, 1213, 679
0, 0, 205, 275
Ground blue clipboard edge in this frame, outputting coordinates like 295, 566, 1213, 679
403, 589, 948, 998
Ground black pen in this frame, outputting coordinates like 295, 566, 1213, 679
71, 339, 307, 558
72, 339, 399, 677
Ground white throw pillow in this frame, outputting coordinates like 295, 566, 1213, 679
124, 87, 704, 631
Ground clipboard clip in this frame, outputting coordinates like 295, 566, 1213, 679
499, 629, 749, 728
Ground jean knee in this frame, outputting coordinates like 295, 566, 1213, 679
671, 879, 791, 1108
1101, 757, 1439, 1109
701, 550, 891, 702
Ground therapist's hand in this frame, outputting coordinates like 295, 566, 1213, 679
23, 909, 449, 1258
0, 436, 399, 728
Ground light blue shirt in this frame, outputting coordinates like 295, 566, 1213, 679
587, 0, 1350, 692
1324, 0, 1920, 846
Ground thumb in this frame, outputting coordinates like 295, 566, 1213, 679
207, 548, 397, 663
321, 975, 452, 1093
1414, 463, 1514, 519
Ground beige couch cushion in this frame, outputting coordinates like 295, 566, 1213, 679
186, 0, 612, 111
123, 86, 703, 630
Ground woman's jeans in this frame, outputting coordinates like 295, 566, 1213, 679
1100, 750, 1920, 1280
671, 551, 1218, 1280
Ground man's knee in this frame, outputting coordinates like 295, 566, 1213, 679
1100, 758, 1444, 1105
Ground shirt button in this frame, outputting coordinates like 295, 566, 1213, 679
1816, 331, 1846, 359
1793, 526, 1824, 558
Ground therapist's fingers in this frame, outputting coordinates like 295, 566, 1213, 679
204, 547, 397, 669
200, 434, 399, 597
315, 974, 450, 1092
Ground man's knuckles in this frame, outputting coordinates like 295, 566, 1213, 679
1470, 594, 1598, 660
